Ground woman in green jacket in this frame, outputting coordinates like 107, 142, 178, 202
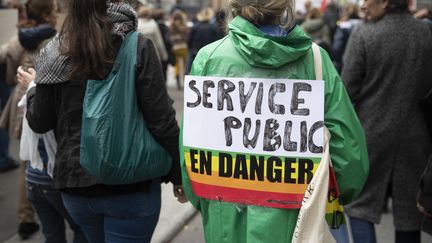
180, 0, 369, 242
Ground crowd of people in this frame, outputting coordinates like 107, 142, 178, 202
0, 0, 431, 242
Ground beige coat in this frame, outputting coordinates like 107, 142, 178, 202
0, 36, 49, 139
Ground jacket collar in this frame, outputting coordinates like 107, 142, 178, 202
228, 16, 312, 68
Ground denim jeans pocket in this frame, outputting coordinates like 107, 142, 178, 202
105, 184, 161, 218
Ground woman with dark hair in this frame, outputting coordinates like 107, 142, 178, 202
186, 7, 223, 74
0, 0, 59, 239
342, 0, 432, 241
24, 0, 185, 242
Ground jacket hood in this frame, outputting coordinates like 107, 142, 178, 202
301, 18, 326, 33
19, 24, 56, 50
228, 16, 311, 68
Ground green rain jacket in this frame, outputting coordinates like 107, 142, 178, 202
180, 16, 369, 243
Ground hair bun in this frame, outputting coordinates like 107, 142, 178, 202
241, 5, 264, 24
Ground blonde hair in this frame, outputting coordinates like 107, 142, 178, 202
138, 6, 152, 19
197, 7, 215, 22
341, 3, 359, 20
229, 0, 294, 27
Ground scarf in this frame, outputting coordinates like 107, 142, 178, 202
34, 2, 137, 85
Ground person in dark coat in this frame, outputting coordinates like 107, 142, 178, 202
342, 0, 432, 241
0, 0, 60, 239
152, 8, 175, 83
25, 0, 186, 241
323, 2, 340, 44
186, 7, 223, 74
331, 3, 362, 73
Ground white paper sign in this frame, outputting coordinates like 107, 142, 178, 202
183, 75, 325, 158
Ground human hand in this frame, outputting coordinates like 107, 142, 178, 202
173, 185, 188, 203
414, 8, 429, 19
417, 202, 432, 217
17, 66, 36, 87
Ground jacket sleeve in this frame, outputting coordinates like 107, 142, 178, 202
341, 26, 366, 103
5, 37, 25, 85
26, 85, 57, 134
323, 50, 369, 204
136, 35, 181, 185
178, 48, 212, 209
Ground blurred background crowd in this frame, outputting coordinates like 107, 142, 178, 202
0, 0, 431, 242
2, 0, 430, 87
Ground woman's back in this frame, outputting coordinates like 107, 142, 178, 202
26, 1, 183, 241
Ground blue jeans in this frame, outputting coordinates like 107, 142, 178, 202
350, 217, 377, 243
350, 217, 421, 243
27, 182, 87, 243
62, 180, 161, 243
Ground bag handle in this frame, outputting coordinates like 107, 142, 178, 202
112, 31, 138, 73
311, 43, 341, 197
311, 43, 323, 81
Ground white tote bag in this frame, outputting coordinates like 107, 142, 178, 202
292, 43, 352, 243
292, 126, 336, 243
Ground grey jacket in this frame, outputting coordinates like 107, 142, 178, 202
342, 13, 432, 230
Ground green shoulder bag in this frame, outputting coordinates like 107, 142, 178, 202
80, 31, 172, 185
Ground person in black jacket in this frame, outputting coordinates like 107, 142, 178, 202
25, 0, 186, 242
186, 7, 224, 74
152, 8, 175, 83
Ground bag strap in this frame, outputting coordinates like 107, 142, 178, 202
311, 43, 323, 80
112, 31, 138, 73
311, 43, 340, 197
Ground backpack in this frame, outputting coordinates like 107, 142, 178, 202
80, 31, 172, 185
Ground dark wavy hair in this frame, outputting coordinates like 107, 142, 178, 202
60, 0, 114, 82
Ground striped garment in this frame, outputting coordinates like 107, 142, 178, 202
34, 2, 137, 85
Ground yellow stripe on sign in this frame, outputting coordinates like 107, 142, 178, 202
186, 165, 309, 194
185, 151, 318, 180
